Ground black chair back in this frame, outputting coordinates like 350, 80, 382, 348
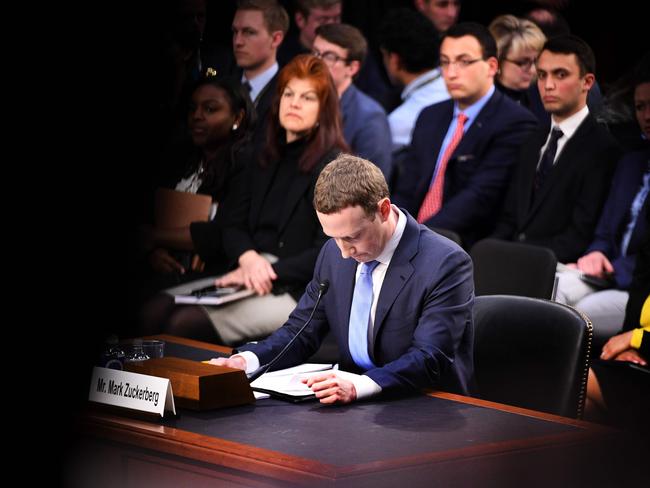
470, 238, 557, 299
473, 295, 592, 418
431, 227, 463, 247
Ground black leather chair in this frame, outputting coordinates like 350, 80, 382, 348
473, 295, 593, 418
430, 227, 463, 247
470, 238, 558, 299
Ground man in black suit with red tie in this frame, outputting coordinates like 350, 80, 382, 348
493, 35, 621, 263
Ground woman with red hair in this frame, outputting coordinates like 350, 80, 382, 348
158, 55, 348, 345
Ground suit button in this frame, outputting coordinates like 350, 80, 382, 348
278, 241, 284, 248
517, 233, 526, 241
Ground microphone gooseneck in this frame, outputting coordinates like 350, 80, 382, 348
247, 280, 330, 383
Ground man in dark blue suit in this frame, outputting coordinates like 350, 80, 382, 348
392, 23, 538, 246
212, 154, 475, 404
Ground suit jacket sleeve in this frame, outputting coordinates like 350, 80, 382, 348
365, 244, 474, 394
220, 159, 258, 266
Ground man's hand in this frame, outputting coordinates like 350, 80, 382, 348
576, 251, 614, 278
303, 372, 357, 404
207, 355, 247, 370
601, 330, 633, 360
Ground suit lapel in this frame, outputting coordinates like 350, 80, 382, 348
518, 129, 548, 222
452, 90, 502, 158
417, 102, 454, 197
371, 214, 418, 352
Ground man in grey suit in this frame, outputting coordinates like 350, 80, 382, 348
313, 24, 393, 179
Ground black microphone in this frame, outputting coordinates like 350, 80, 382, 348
246, 280, 330, 383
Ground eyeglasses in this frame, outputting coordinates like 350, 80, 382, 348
312, 49, 348, 65
439, 58, 483, 70
504, 58, 536, 70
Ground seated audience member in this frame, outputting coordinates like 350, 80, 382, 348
585, 224, 649, 436
231, 0, 289, 152
522, 5, 604, 124
555, 65, 649, 346
413, 0, 461, 37
144, 75, 255, 286
312, 23, 392, 178
488, 15, 547, 118
392, 22, 538, 246
492, 35, 621, 263
210, 154, 475, 404
143, 55, 347, 345
277, 0, 341, 66
377, 8, 450, 152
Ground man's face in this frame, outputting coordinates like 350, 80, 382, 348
232, 9, 277, 71
634, 82, 650, 139
295, 3, 342, 49
416, 0, 460, 33
312, 35, 354, 93
440, 35, 496, 109
317, 202, 391, 263
536, 50, 594, 121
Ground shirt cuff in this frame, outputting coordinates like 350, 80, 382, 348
235, 351, 260, 374
333, 369, 382, 400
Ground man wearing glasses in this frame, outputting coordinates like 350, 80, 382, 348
393, 22, 538, 247
312, 23, 392, 179
277, 0, 341, 66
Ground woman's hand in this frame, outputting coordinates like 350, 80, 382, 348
600, 330, 633, 360
236, 250, 278, 295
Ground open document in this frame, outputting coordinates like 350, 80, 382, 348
251, 363, 334, 402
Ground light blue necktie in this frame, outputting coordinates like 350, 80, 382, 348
348, 260, 380, 370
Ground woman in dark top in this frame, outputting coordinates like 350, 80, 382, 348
145, 75, 254, 283
489, 15, 547, 118
159, 55, 348, 345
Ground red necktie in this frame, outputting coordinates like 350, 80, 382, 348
417, 113, 468, 223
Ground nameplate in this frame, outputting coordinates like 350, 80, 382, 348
88, 366, 176, 417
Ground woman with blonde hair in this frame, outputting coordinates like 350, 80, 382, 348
489, 14, 546, 114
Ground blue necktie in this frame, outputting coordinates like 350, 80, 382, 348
534, 127, 564, 192
348, 260, 380, 370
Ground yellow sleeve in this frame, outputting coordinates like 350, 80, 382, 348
640, 295, 650, 328
630, 327, 650, 349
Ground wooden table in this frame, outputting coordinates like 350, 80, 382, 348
66, 335, 644, 487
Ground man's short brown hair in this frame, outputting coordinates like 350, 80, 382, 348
295, 0, 341, 18
314, 154, 389, 217
315, 23, 367, 64
237, 0, 289, 35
